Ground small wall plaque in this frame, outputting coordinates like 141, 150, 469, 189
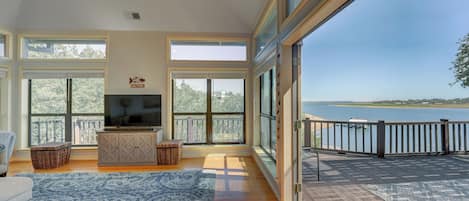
129, 76, 146, 88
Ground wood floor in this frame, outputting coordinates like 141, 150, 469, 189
8, 156, 277, 201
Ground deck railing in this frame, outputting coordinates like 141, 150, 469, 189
174, 116, 244, 143
31, 119, 104, 145
303, 118, 469, 157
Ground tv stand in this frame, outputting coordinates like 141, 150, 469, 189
103, 127, 159, 132
97, 128, 163, 166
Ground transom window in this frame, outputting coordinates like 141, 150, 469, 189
0, 33, 6, 58
22, 38, 107, 60
260, 68, 277, 160
287, 0, 302, 16
169, 40, 247, 62
254, 3, 278, 55
172, 78, 245, 144
29, 78, 105, 146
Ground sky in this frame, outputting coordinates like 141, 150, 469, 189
302, 0, 469, 102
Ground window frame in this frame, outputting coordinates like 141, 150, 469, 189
171, 78, 246, 145
260, 68, 277, 161
0, 31, 11, 59
28, 78, 105, 147
253, 0, 279, 58
167, 36, 250, 64
19, 35, 109, 62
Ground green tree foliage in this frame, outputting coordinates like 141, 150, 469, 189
27, 42, 105, 59
173, 80, 244, 113
452, 33, 469, 87
173, 81, 207, 113
72, 78, 105, 113
212, 91, 244, 112
31, 79, 67, 113
31, 78, 104, 114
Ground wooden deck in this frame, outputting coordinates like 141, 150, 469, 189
303, 150, 469, 201
8, 156, 277, 201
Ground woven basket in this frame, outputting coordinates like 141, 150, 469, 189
31, 142, 71, 169
156, 140, 183, 165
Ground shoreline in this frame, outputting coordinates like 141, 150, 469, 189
334, 104, 469, 109
304, 113, 325, 121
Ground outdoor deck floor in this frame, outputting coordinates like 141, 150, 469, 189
303, 151, 469, 201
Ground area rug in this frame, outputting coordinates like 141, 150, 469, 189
17, 169, 216, 201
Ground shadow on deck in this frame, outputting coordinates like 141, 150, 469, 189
302, 151, 469, 201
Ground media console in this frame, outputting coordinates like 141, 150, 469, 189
97, 128, 163, 166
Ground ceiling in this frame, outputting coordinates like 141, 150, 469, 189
0, 0, 268, 33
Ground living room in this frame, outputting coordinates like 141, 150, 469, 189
0, 0, 351, 201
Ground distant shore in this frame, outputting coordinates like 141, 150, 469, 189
335, 103, 469, 109
304, 113, 325, 120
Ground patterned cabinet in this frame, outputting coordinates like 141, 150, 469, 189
97, 129, 162, 166
97, 134, 119, 164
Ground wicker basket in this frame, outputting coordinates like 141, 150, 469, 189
156, 140, 183, 165
31, 142, 71, 169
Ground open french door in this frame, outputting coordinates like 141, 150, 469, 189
292, 42, 302, 201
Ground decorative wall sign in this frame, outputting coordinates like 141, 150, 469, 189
129, 76, 146, 88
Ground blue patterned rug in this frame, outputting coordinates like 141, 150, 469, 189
17, 169, 216, 201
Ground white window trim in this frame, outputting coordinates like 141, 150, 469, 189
167, 67, 250, 143
0, 31, 12, 60
18, 34, 109, 62
0, 66, 8, 79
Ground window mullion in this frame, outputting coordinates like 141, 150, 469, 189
207, 79, 212, 144
65, 79, 72, 142
28, 80, 32, 146
270, 69, 274, 154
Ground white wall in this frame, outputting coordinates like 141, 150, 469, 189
107, 31, 168, 135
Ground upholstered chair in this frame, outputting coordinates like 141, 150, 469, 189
0, 131, 16, 177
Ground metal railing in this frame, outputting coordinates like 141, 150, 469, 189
72, 119, 105, 145
303, 118, 469, 158
174, 117, 244, 143
31, 119, 104, 145
31, 119, 65, 145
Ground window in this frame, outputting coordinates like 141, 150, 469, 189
260, 68, 277, 160
255, 3, 278, 55
172, 78, 245, 144
22, 38, 107, 59
170, 40, 247, 61
29, 78, 104, 146
287, 0, 302, 16
0, 34, 6, 58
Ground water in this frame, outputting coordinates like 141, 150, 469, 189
302, 102, 469, 153
303, 102, 469, 122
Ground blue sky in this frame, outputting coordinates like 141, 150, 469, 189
302, 0, 469, 102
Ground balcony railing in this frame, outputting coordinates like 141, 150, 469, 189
174, 116, 244, 144
30, 118, 104, 145
303, 118, 469, 157
72, 119, 104, 145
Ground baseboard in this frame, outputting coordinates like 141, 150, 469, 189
11, 145, 251, 161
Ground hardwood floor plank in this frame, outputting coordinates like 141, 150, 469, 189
8, 156, 277, 201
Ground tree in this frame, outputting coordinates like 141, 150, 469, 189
452, 33, 469, 87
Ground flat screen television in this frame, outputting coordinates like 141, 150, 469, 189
105, 95, 161, 127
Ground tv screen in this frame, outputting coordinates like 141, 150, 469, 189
105, 95, 161, 127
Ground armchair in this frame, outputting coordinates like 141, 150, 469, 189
0, 131, 16, 177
